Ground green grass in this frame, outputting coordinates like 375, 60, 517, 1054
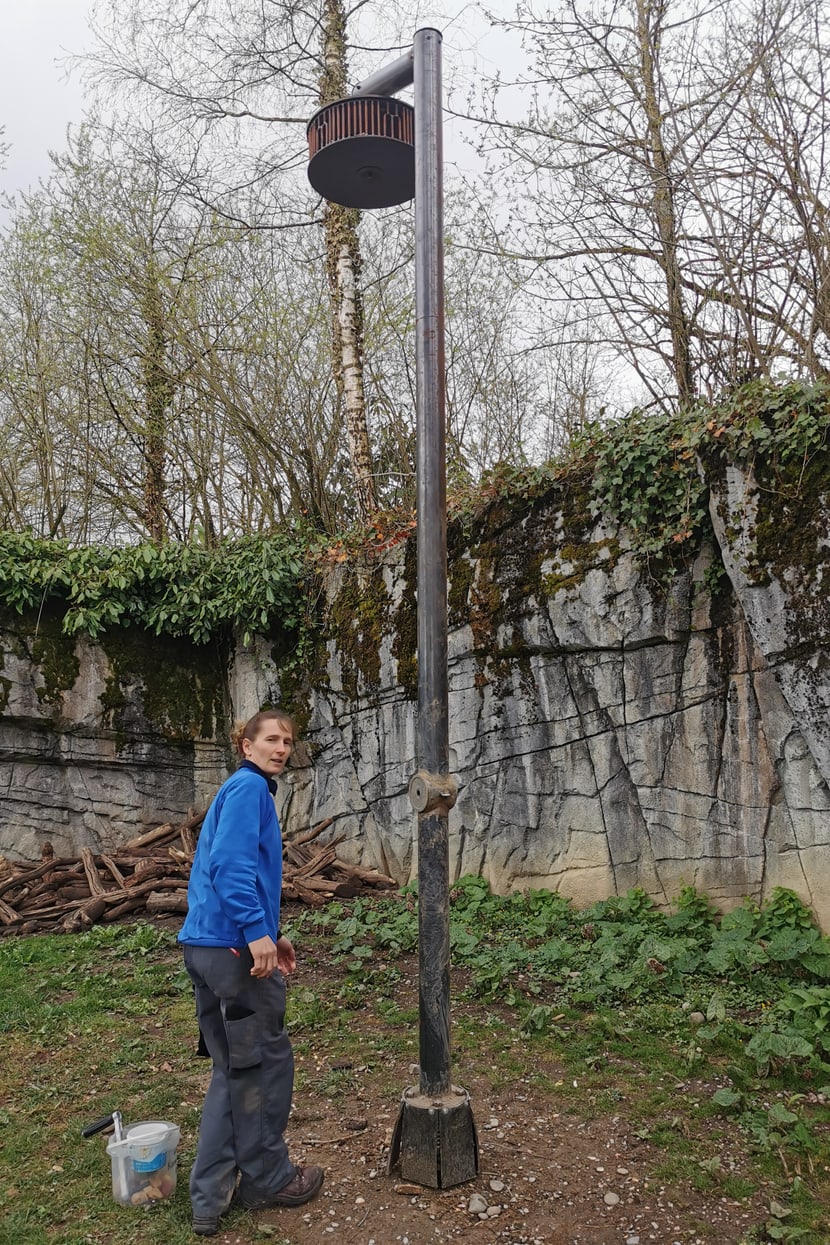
2, 882, 830, 1244
0, 926, 200, 1245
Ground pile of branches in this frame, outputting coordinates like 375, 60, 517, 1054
0, 814, 397, 937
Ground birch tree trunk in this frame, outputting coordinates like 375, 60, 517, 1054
141, 258, 171, 544
320, 0, 378, 523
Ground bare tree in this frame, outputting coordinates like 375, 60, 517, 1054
0, 197, 98, 538
682, 0, 830, 383
479, 0, 830, 406
46, 128, 219, 543
0, 121, 354, 542
85, 0, 393, 522
478, 0, 711, 405
318, 0, 378, 519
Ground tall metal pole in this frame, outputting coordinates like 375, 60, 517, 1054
413, 26, 451, 1099
392, 30, 477, 1188
308, 28, 478, 1187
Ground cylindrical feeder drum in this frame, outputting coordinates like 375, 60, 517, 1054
307, 95, 415, 209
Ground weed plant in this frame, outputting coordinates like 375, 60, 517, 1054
300, 879, 830, 1241
1, 883, 829, 1243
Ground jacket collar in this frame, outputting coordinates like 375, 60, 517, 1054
240, 758, 278, 795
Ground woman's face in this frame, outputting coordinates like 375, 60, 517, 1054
242, 718, 294, 777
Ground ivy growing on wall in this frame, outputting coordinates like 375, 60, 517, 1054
0, 531, 310, 646
588, 409, 706, 556
2, 379, 828, 648
587, 378, 830, 561
691, 376, 830, 474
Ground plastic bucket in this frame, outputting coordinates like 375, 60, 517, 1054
106, 1120, 180, 1206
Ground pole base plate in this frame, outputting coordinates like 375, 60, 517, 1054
388, 1084, 479, 1188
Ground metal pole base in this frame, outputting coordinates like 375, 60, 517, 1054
387, 1084, 479, 1188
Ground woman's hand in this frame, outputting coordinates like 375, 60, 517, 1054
246, 934, 296, 978
247, 934, 279, 978
276, 935, 296, 977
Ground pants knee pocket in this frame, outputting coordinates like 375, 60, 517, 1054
223, 1003, 262, 1069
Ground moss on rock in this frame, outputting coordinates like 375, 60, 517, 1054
325, 560, 392, 700
30, 620, 81, 707
392, 538, 418, 701
99, 626, 228, 744
0, 606, 80, 709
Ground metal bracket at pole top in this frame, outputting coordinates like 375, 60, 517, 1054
352, 48, 414, 98
408, 770, 458, 814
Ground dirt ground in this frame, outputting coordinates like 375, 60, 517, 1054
248, 1066, 765, 1245
188, 934, 771, 1245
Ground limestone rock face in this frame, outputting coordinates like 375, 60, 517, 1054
2, 467, 829, 929
0, 613, 228, 860
708, 461, 830, 788
272, 481, 830, 928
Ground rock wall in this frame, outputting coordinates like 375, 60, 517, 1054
0, 612, 230, 860
2, 456, 829, 928
282, 464, 830, 928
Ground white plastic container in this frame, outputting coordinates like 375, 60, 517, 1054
106, 1120, 180, 1206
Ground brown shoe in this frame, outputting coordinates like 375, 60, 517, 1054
241, 1165, 324, 1210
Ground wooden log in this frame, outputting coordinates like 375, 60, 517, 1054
287, 875, 357, 898
63, 896, 107, 932
81, 847, 108, 897
179, 826, 197, 856
334, 862, 398, 888
283, 842, 308, 868
56, 884, 94, 902
13, 883, 43, 906
17, 883, 62, 909
25, 870, 82, 905
123, 862, 169, 887
0, 896, 21, 925
289, 846, 338, 879
284, 834, 346, 869
145, 889, 188, 915
12, 896, 86, 921
0, 858, 74, 899
99, 855, 127, 889
285, 817, 335, 848
122, 822, 176, 851
104, 875, 190, 903
107, 853, 180, 869
102, 895, 147, 922
7, 841, 59, 901
281, 878, 327, 907
0, 801, 401, 933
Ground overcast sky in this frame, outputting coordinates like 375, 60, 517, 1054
0, 1, 521, 210
0, 1, 92, 203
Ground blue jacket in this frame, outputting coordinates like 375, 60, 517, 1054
178, 761, 283, 948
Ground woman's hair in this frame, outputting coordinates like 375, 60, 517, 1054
231, 709, 297, 758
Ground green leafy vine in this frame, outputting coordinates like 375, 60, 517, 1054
0, 531, 312, 647
2, 379, 829, 648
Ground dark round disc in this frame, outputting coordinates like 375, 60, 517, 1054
308, 135, 415, 209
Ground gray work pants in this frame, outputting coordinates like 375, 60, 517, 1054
183, 944, 296, 1220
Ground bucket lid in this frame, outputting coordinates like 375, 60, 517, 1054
126, 1122, 169, 1144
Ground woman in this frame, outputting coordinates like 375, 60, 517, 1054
179, 709, 324, 1237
